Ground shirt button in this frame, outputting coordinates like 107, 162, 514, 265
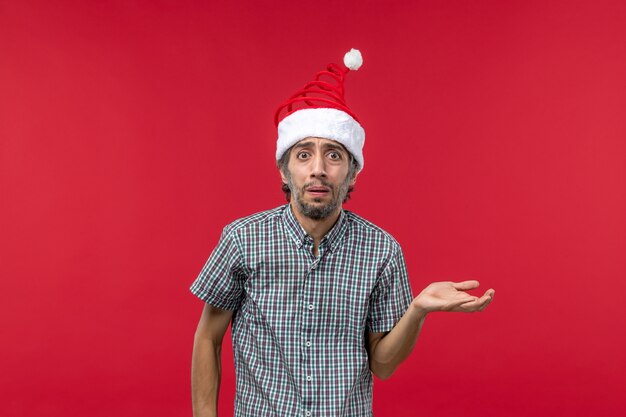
305, 341, 312, 347
306, 375, 313, 382
307, 304, 314, 310
305, 411, 312, 417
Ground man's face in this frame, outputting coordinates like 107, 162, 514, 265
281, 137, 357, 221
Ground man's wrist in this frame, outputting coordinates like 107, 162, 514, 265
408, 301, 428, 322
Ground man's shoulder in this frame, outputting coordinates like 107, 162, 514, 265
343, 210, 401, 249
222, 205, 286, 237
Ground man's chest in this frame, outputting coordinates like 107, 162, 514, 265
237, 244, 382, 336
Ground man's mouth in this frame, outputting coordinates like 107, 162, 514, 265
305, 185, 331, 196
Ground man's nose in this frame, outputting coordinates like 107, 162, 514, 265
310, 153, 327, 177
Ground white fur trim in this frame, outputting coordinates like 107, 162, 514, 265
276, 108, 365, 169
343, 48, 363, 71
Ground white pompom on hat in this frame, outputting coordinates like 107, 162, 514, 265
343, 48, 363, 70
274, 48, 365, 170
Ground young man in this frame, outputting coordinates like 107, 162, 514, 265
191, 49, 494, 417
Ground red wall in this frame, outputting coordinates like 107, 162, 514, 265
1, 1, 625, 416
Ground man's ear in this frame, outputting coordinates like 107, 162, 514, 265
279, 167, 288, 184
349, 172, 359, 186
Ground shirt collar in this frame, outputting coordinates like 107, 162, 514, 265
282, 204, 347, 253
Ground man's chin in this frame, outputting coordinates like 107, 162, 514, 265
295, 199, 338, 221
302, 194, 331, 206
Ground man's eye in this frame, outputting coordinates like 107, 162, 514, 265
297, 152, 310, 159
328, 151, 341, 160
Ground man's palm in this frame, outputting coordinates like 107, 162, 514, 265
413, 281, 494, 313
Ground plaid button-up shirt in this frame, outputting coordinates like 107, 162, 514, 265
191, 205, 413, 417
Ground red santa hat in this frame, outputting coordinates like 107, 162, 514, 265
274, 48, 365, 169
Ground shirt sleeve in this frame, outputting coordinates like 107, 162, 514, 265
190, 227, 246, 311
367, 245, 413, 333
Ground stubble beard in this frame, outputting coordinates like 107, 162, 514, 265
285, 173, 352, 221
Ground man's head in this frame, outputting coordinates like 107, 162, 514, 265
278, 137, 359, 220
273, 49, 365, 221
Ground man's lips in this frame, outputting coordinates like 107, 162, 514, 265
305, 185, 330, 195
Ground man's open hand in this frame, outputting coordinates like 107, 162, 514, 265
412, 280, 494, 314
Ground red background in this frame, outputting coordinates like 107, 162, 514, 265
1, 1, 625, 416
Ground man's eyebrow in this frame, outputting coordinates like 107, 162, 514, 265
322, 143, 347, 152
293, 141, 314, 149
292, 141, 348, 153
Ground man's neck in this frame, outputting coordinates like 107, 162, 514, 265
290, 202, 341, 256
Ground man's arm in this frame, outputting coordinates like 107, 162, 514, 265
191, 303, 234, 417
367, 280, 494, 380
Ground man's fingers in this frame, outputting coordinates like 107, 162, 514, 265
483, 289, 495, 298
451, 297, 479, 310
462, 291, 494, 312
479, 289, 495, 310
478, 296, 493, 311
452, 280, 480, 291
